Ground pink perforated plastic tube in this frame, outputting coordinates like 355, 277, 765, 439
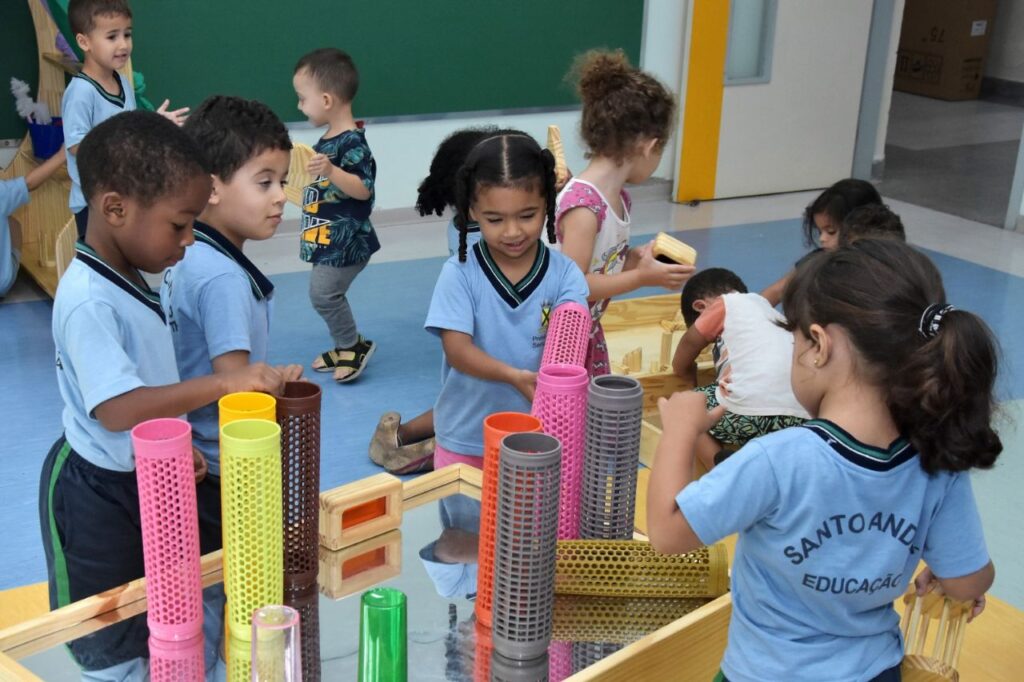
531, 363, 589, 539
131, 418, 203, 642
541, 302, 592, 368
148, 634, 205, 682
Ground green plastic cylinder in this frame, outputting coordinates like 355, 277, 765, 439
358, 587, 407, 682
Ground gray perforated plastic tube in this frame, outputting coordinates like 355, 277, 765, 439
580, 375, 644, 540
492, 432, 561, 661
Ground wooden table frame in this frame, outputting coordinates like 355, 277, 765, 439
0, 464, 731, 680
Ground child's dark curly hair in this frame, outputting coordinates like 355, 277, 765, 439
183, 95, 292, 182
680, 268, 748, 327
295, 48, 359, 103
840, 204, 906, 246
453, 133, 557, 262
78, 110, 209, 207
569, 50, 676, 163
416, 126, 519, 217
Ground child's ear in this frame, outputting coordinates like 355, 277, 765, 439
75, 33, 90, 53
692, 299, 707, 314
640, 137, 660, 158
206, 174, 224, 206
100, 192, 127, 227
808, 323, 831, 365
321, 92, 334, 110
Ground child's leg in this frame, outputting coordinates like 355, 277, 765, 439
370, 410, 436, 473
196, 476, 225, 676
695, 431, 723, 471
37, 438, 149, 672
309, 261, 374, 381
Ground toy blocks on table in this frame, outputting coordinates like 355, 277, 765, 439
318, 529, 402, 600
318, 472, 402, 550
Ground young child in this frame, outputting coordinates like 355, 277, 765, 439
840, 203, 906, 246
63, 0, 187, 237
366, 126, 528, 472
426, 132, 588, 467
761, 178, 882, 305
555, 50, 693, 375
293, 47, 379, 383
1, 148, 66, 297
162, 95, 303, 675
38, 111, 283, 680
672, 268, 808, 469
649, 239, 998, 682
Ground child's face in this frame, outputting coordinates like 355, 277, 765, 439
814, 212, 839, 250
77, 13, 133, 73
293, 69, 330, 127
208, 148, 290, 243
470, 184, 546, 265
111, 175, 212, 273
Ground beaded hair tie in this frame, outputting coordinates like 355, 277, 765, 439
918, 303, 954, 339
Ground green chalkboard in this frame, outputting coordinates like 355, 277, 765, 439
131, 0, 643, 121
0, 1, 41, 141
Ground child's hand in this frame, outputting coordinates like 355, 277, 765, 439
222, 362, 285, 396
914, 567, 987, 622
307, 154, 332, 177
511, 369, 538, 403
657, 391, 725, 436
192, 446, 208, 484
156, 100, 189, 126
275, 364, 305, 383
636, 241, 694, 291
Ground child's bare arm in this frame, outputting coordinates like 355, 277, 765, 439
761, 270, 792, 307
441, 330, 536, 402
647, 391, 725, 555
24, 148, 66, 191
92, 362, 284, 432
672, 326, 709, 384
212, 351, 303, 383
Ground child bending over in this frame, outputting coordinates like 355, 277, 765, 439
672, 268, 807, 469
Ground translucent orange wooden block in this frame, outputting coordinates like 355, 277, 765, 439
318, 472, 402, 550
318, 529, 402, 600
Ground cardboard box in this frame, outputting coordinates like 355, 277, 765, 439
894, 0, 997, 101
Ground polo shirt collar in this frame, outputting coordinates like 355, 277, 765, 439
473, 240, 549, 309
74, 241, 165, 322
192, 222, 274, 301
803, 419, 917, 472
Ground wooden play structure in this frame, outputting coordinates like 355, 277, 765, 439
1, 0, 135, 296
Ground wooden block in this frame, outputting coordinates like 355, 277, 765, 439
319, 472, 402, 550
318, 529, 402, 600
284, 143, 316, 207
660, 330, 673, 369
546, 125, 570, 186
652, 232, 698, 266
624, 347, 643, 372
650, 360, 661, 374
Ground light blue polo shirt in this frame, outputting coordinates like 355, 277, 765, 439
0, 177, 29, 295
445, 218, 481, 257
62, 72, 136, 213
677, 420, 990, 682
161, 222, 275, 475
53, 243, 180, 471
426, 241, 588, 455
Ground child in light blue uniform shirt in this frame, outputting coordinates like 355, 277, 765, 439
39, 111, 282, 681
425, 132, 587, 467
0, 150, 66, 296
648, 240, 999, 682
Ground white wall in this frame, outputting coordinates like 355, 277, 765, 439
284, 0, 687, 217
986, 0, 1024, 83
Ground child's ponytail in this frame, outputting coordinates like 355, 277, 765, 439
889, 306, 1002, 473
782, 239, 1002, 474
539, 148, 557, 246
